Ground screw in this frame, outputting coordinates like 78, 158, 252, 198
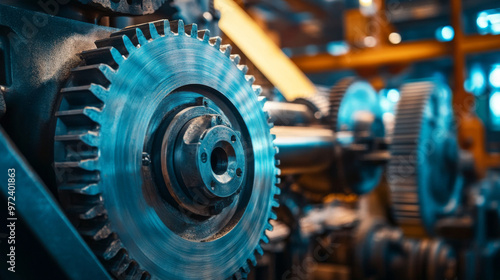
142, 152, 151, 166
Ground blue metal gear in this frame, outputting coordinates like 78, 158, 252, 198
53, 20, 280, 279
329, 77, 385, 195
388, 81, 462, 237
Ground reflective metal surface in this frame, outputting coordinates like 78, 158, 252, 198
53, 19, 279, 279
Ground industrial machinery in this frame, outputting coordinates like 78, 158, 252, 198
0, 0, 499, 280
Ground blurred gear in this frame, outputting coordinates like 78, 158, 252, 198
174, 0, 220, 32
294, 86, 330, 121
329, 77, 385, 194
355, 220, 456, 280
53, 19, 279, 279
76, 0, 168, 15
388, 81, 462, 237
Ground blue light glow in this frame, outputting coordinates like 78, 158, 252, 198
477, 12, 489, 29
489, 65, 500, 88
436, 26, 454, 42
464, 63, 486, 95
387, 89, 400, 103
491, 92, 500, 117
327, 41, 349, 56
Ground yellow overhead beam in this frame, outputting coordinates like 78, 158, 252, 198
292, 34, 500, 73
214, 0, 317, 100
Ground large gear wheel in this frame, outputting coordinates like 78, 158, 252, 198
328, 77, 385, 194
76, 0, 168, 15
388, 81, 462, 237
53, 20, 280, 279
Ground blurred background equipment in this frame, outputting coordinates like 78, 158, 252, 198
0, 0, 499, 279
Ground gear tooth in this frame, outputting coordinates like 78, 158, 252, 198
273, 185, 281, 196
136, 28, 149, 46
148, 22, 160, 39
95, 36, 132, 56
271, 199, 280, 208
110, 251, 132, 276
60, 85, 106, 109
265, 222, 273, 231
270, 134, 276, 141
71, 64, 114, 87
80, 222, 112, 241
269, 210, 277, 221
76, 203, 107, 220
163, 19, 171, 35
261, 235, 270, 244
55, 108, 100, 130
177, 19, 185, 35
97, 64, 115, 84
274, 146, 279, 155
237, 64, 248, 75
258, 96, 267, 106
89, 84, 109, 102
58, 183, 101, 195
210, 36, 222, 48
122, 35, 137, 53
255, 245, 264, 256
245, 75, 255, 86
54, 131, 100, 147
252, 85, 262, 95
264, 111, 271, 121
275, 168, 281, 176
80, 47, 124, 69
276, 177, 282, 184
198, 29, 210, 42
54, 158, 99, 171
241, 262, 251, 273
249, 255, 257, 266
189, 23, 198, 38
230, 54, 241, 64
220, 44, 232, 57
80, 158, 100, 171
268, 121, 274, 129
101, 239, 125, 261
275, 159, 280, 166
83, 107, 103, 124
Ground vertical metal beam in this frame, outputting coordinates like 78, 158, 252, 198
0, 128, 111, 280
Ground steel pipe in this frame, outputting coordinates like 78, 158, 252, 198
272, 126, 335, 174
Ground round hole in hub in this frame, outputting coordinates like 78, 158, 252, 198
211, 147, 229, 175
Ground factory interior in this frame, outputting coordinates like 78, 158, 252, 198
0, 0, 499, 279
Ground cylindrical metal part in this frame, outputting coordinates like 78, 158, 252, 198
264, 101, 317, 126
272, 126, 335, 174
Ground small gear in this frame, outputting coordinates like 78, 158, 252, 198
388, 81, 462, 237
328, 77, 385, 194
54, 20, 280, 279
